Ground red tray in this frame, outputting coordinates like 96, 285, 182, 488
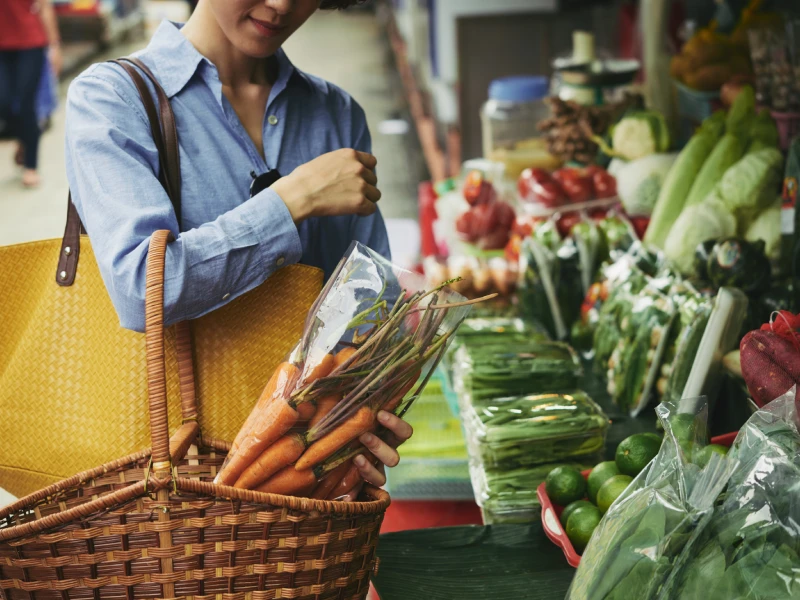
538, 433, 737, 568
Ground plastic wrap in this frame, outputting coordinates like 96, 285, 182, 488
214, 242, 472, 497
567, 397, 735, 600
453, 341, 583, 404
459, 391, 608, 469
661, 387, 800, 599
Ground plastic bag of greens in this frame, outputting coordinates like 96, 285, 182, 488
459, 391, 608, 469
452, 341, 582, 404
567, 397, 735, 600
215, 242, 473, 496
661, 387, 800, 599
607, 282, 677, 416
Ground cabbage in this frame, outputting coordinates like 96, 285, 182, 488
663, 197, 737, 275
744, 201, 781, 260
616, 153, 678, 216
715, 148, 783, 225
610, 111, 671, 161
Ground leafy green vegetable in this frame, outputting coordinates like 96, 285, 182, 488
744, 201, 781, 260
746, 108, 779, 153
616, 153, 678, 217
716, 147, 784, 226
706, 238, 771, 293
609, 110, 671, 160
645, 111, 725, 249
683, 133, 747, 209
663, 196, 737, 275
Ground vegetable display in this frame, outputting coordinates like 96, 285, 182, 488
216, 242, 475, 497
615, 153, 677, 217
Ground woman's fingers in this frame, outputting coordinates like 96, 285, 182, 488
353, 453, 387, 487
359, 166, 378, 186
355, 150, 378, 170
377, 410, 413, 443
363, 183, 382, 203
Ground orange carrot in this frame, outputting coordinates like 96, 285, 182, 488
296, 400, 317, 421
334, 346, 357, 368
311, 460, 353, 499
308, 394, 342, 429
216, 397, 299, 486
226, 362, 299, 462
233, 433, 307, 490
255, 465, 318, 496
294, 406, 375, 471
300, 352, 334, 386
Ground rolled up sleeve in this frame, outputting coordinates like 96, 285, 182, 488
65, 71, 302, 332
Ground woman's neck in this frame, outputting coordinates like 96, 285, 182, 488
181, 2, 278, 88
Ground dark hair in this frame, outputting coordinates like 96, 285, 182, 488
319, 0, 367, 9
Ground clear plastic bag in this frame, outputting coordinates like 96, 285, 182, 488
567, 397, 735, 600
214, 242, 472, 497
459, 391, 608, 469
661, 386, 800, 599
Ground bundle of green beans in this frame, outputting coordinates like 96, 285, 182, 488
463, 391, 608, 469
454, 341, 583, 403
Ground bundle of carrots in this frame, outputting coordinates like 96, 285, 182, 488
214, 279, 487, 499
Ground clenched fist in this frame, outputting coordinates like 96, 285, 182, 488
273, 148, 381, 222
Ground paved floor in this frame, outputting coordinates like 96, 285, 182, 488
0, 3, 419, 248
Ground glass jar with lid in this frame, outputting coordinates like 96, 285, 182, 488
480, 76, 558, 178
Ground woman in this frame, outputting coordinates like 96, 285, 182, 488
0, 0, 62, 187
65, 0, 406, 494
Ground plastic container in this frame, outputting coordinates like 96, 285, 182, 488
481, 76, 550, 163
537, 433, 737, 568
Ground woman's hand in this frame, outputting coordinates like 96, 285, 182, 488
273, 148, 381, 223
337, 410, 413, 501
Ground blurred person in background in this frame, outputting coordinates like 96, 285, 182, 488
65, 0, 404, 491
0, 0, 62, 188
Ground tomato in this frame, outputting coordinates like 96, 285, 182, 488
556, 211, 582, 238
553, 168, 592, 204
587, 166, 617, 199
463, 170, 495, 206
519, 168, 566, 208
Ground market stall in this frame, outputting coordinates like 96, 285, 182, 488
375, 0, 800, 596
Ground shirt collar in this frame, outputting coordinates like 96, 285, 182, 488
143, 20, 298, 99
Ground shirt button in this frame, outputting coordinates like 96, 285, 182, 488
222, 293, 230, 300
276, 256, 285, 266
268, 115, 279, 126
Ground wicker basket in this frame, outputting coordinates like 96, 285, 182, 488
0, 230, 390, 600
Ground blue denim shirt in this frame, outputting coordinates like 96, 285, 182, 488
65, 21, 389, 332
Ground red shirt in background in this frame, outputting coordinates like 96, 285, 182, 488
0, 0, 49, 50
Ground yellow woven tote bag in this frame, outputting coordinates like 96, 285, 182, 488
0, 58, 323, 497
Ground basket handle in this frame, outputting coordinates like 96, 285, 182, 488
145, 230, 180, 470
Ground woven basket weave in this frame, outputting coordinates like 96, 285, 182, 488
0, 231, 391, 600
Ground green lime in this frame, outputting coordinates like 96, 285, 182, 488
670, 413, 698, 443
545, 466, 587, 506
587, 461, 620, 504
693, 443, 729, 468
597, 474, 633, 514
616, 433, 662, 477
566, 505, 603, 553
560, 500, 594, 527
641, 432, 663, 444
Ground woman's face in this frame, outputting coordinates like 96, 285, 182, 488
208, 0, 321, 58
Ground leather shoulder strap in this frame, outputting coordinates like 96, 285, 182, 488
58, 57, 181, 286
